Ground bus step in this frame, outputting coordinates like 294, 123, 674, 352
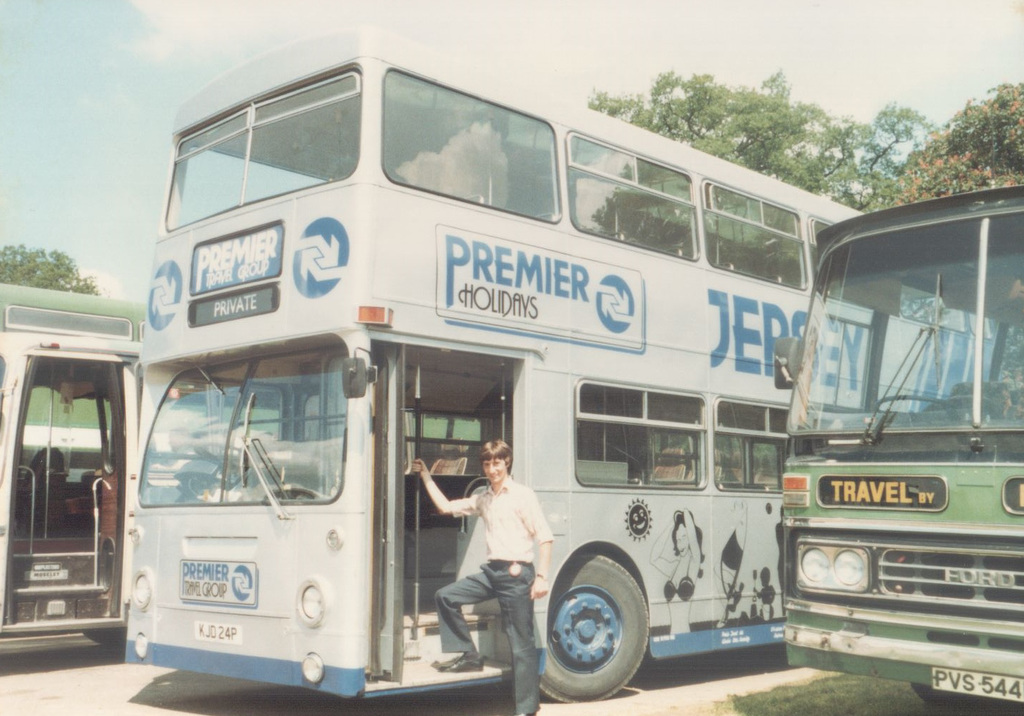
365, 659, 509, 694
402, 610, 494, 634
403, 611, 497, 663
14, 584, 108, 596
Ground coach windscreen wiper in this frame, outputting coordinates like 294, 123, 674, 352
240, 392, 293, 521
862, 274, 943, 446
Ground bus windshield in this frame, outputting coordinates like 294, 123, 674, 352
792, 211, 1024, 437
139, 348, 347, 505
168, 73, 361, 229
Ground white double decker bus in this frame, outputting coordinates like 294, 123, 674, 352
0, 284, 142, 644
126, 29, 856, 701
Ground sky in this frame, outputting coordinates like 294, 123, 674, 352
1, 0, 1022, 302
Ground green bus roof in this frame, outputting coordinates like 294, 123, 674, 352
0, 283, 145, 342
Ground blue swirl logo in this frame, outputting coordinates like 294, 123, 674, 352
148, 261, 182, 331
293, 217, 350, 298
230, 564, 255, 603
595, 275, 635, 334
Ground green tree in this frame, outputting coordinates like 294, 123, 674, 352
0, 244, 99, 294
897, 82, 1024, 203
590, 72, 930, 211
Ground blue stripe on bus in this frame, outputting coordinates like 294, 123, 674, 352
648, 621, 785, 659
127, 643, 542, 697
127, 642, 366, 696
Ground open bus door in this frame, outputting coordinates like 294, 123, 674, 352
369, 343, 404, 681
368, 342, 515, 688
3, 354, 130, 642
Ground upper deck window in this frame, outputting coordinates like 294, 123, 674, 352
703, 184, 805, 288
808, 217, 831, 268
568, 136, 697, 259
383, 72, 558, 221
168, 73, 361, 229
809, 218, 830, 245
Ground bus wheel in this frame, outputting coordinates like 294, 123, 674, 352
541, 555, 648, 702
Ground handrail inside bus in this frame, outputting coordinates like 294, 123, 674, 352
19, 465, 36, 552
92, 476, 112, 586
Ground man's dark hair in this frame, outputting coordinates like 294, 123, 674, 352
480, 439, 513, 472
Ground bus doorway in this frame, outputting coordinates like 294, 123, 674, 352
397, 345, 515, 671
4, 355, 130, 640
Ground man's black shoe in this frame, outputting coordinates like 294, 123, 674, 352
430, 654, 461, 670
432, 652, 483, 672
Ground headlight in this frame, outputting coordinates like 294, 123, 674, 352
835, 549, 867, 587
301, 652, 325, 684
297, 580, 327, 627
132, 570, 153, 611
797, 543, 870, 593
800, 548, 830, 584
134, 632, 150, 660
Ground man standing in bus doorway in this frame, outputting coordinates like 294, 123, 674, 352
412, 439, 553, 716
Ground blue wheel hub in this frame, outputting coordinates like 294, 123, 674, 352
549, 584, 621, 673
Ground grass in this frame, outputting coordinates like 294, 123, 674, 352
730, 674, 1023, 716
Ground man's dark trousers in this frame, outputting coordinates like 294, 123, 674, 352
436, 561, 540, 715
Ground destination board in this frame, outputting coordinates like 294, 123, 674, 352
189, 285, 278, 327
818, 474, 947, 511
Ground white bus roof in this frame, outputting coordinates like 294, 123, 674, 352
173, 27, 856, 223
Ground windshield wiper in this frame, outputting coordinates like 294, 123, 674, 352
198, 366, 225, 395
863, 274, 944, 445
239, 393, 293, 521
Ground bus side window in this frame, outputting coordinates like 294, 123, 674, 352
704, 183, 805, 288
752, 441, 783, 489
576, 383, 704, 488
714, 435, 744, 487
567, 137, 697, 259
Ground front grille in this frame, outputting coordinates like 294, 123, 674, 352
879, 548, 1024, 606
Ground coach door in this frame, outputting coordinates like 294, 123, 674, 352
4, 355, 129, 632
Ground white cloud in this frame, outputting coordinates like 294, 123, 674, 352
127, 0, 396, 62
82, 268, 128, 300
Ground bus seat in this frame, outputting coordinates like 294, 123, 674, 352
430, 457, 467, 475
652, 463, 691, 484
29, 447, 66, 479
652, 449, 693, 484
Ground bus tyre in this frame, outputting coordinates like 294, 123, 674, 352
541, 555, 648, 702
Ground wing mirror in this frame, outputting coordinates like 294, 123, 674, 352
341, 357, 377, 398
773, 337, 802, 390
